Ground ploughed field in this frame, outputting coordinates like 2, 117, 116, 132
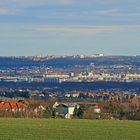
0, 118, 140, 140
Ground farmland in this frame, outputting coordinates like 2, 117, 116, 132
0, 119, 139, 140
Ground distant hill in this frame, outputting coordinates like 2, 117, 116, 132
0, 56, 140, 68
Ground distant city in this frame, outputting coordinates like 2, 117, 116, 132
0, 54, 140, 83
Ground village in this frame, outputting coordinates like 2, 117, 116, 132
0, 93, 140, 120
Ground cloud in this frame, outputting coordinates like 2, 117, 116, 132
117, 13, 140, 17
0, 23, 128, 39
0, 0, 73, 7
29, 25, 123, 36
0, 8, 17, 15
97, 8, 140, 17
97, 9, 120, 15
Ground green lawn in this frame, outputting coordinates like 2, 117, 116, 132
0, 118, 139, 140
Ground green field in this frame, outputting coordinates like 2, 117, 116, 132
0, 118, 139, 140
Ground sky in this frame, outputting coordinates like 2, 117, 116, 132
0, 0, 140, 56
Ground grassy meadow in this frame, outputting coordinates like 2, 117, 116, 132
0, 118, 139, 140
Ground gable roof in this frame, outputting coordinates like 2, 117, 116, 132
0, 101, 28, 110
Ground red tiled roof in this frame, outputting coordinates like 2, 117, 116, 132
3, 102, 11, 109
0, 101, 28, 110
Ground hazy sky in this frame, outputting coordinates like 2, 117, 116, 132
0, 0, 140, 56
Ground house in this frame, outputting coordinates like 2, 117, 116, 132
53, 102, 79, 119
0, 101, 28, 112
53, 101, 102, 118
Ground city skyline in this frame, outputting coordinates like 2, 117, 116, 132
0, 0, 140, 56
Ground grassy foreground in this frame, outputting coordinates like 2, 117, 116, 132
0, 118, 139, 140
